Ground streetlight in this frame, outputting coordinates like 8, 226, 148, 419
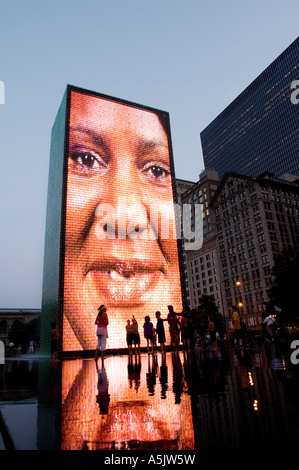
235, 281, 243, 308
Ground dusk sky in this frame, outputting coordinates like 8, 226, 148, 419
0, 0, 298, 308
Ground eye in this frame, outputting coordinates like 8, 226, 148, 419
69, 149, 108, 175
142, 163, 170, 183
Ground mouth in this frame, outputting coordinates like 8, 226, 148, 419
86, 258, 165, 306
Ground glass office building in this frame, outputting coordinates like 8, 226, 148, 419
201, 37, 299, 180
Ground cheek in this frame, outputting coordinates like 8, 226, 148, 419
148, 198, 181, 266
148, 199, 178, 238
66, 180, 96, 211
65, 206, 85, 250
65, 184, 97, 245
160, 238, 180, 267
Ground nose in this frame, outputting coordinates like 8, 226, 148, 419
95, 166, 151, 240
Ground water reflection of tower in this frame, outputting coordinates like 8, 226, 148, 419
60, 355, 195, 450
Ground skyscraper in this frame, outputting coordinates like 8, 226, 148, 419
201, 36, 299, 180
179, 170, 220, 309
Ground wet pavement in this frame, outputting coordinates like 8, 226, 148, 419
1, 340, 299, 451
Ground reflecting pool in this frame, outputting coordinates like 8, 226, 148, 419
1, 342, 299, 450
61, 353, 194, 450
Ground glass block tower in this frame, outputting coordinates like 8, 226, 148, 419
40, 89, 68, 356
40, 85, 185, 356
201, 37, 299, 179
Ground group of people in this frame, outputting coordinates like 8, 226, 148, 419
93, 303, 226, 365
126, 305, 225, 357
125, 306, 185, 356
231, 305, 280, 346
52, 302, 284, 369
125, 312, 162, 356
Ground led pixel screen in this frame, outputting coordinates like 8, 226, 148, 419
61, 354, 195, 449
62, 89, 183, 352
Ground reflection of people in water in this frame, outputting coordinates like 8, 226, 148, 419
127, 354, 141, 392
61, 356, 194, 450
63, 90, 183, 352
96, 367, 110, 415
159, 363, 168, 399
171, 352, 184, 404
146, 354, 157, 396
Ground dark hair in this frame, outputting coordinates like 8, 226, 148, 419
168, 305, 175, 316
158, 112, 169, 135
97, 304, 106, 316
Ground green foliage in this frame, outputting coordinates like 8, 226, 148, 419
198, 294, 226, 337
8, 318, 40, 347
198, 294, 219, 316
268, 247, 299, 322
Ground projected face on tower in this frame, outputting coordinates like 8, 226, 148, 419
63, 90, 182, 351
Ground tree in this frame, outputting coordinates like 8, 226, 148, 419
198, 294, 226, 338
198, 294, 219, 317
8, 318, 40, 350
268, 247, 299, 322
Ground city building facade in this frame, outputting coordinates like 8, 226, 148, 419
210, 171, 299, 333
176, 178, 197, 305
179, 170, 221, 309
200, 36, 299, 180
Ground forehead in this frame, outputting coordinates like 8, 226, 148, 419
69, 91, 166, 141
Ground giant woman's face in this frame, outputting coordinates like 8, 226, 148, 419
63, 91, 182, 351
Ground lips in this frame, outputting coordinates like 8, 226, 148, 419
86, 257, 165, 306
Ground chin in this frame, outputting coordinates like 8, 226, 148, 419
62, 275, 182, 352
